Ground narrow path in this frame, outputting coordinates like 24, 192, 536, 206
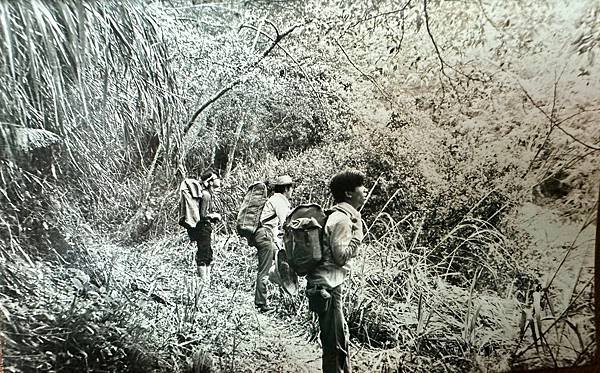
96, 203, 595, 372
100, 235, 323, 372
220, 286, 322, 373
208, 236, 323, 373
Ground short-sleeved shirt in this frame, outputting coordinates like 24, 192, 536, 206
259, 193, 291, 241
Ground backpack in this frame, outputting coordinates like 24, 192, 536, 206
178, 178, 204, 229
236, 181, 274, 238
283, 204, 329, 276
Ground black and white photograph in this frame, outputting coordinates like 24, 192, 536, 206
0, 0, 598, 372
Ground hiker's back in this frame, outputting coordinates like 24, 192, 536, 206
283, 204, 328, 276
305, 205, 361, 288
236, 181, 269, 240
179, 178, 204, 230
260, 192, 290, 240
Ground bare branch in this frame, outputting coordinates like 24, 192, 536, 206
348, 1, 412, 29
183, 23, 300, 137
477, 0, 500, 32
550, 65, 567, 122
520, 79, 599, 177
265, 20, 279, 38
556, 107, 600, 126
240, 24, 325, 111
423, 0, 458, 95
183, 81, 238, 136
554, 123, 600, 151
258, 23, 299, 59
335, 39, 396, 108
424, 0, 491, 88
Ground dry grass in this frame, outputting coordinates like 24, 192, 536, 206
336, 206, 595, 372
0, 203, 595, 372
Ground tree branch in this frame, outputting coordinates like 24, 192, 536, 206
335, 39, 396, 108
553, 123, 600, 151
265, 20, 279, 38
183, 23, 300, 137
423, 0, 454, 89
424, 0, 490, 90
520, 78, 599, 178
348, 1, 412, 29
394, 10, 406, 58
556, 107, 600, 126
477, 0, 500, 32
183, 81, 237, 136
240, 24, 325, 111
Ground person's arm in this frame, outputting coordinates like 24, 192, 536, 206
199, 190, 210, 219
329, 215, 363, 267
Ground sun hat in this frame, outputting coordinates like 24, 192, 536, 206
273, 175, 293, 186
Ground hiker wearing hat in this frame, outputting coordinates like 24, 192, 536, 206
253, 174, 294, 312
306, 170, 366, 373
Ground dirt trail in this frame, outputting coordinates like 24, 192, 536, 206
101, 202, 594, 372
203, 237, 323, 372
218, 286, 322, 373
103, 235, 323, 372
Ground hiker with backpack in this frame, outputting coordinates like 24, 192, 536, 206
179, 170, 222, 282
304, 170, 366, 373
239, 175, 294, 312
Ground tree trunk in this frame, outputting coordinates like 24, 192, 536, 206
209, 116, 217, 167
224, 118, 244, 180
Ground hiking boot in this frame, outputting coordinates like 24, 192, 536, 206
256, 304, 274, 313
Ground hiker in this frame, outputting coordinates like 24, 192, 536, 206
306, 170, 367, 373
181, 170, 222, 282
252, 175, 294, 312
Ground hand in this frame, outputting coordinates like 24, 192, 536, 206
351, 219, 364, 242
207, 212, 222, 221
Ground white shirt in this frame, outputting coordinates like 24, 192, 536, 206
259, 193, 291, 243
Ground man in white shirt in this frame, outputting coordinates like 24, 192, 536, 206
252, 175, 294, 312
307, 170, 366, 373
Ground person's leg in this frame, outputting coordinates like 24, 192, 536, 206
338, 285, 351, 373
254, 228, 274, 307
195, 222, 213, 281
318, 285, 350, 373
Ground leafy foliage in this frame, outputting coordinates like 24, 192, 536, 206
0, 0, 597, 371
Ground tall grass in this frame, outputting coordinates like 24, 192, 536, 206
0, 1, 184, 237
0, 1, 186, 369
337, 194, 595, 372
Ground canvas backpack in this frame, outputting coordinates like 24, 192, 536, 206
283, 204, 330, 276
178, 178, 204, 229
236, 181, 276, 239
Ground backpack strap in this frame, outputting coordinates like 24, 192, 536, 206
260, 213, 277, 226
259, 200, 278, 227
319, 209, 335, 247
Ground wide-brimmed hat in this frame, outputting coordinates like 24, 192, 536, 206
273, 175, 293, 186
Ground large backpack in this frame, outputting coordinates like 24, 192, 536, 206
178, 178, 204, 229
236, 181, 271, 239
283, 204, 329, 276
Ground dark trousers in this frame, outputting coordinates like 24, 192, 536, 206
316, 285, 351, 373
253, 227, 275, 306
189, 221, 213, 266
